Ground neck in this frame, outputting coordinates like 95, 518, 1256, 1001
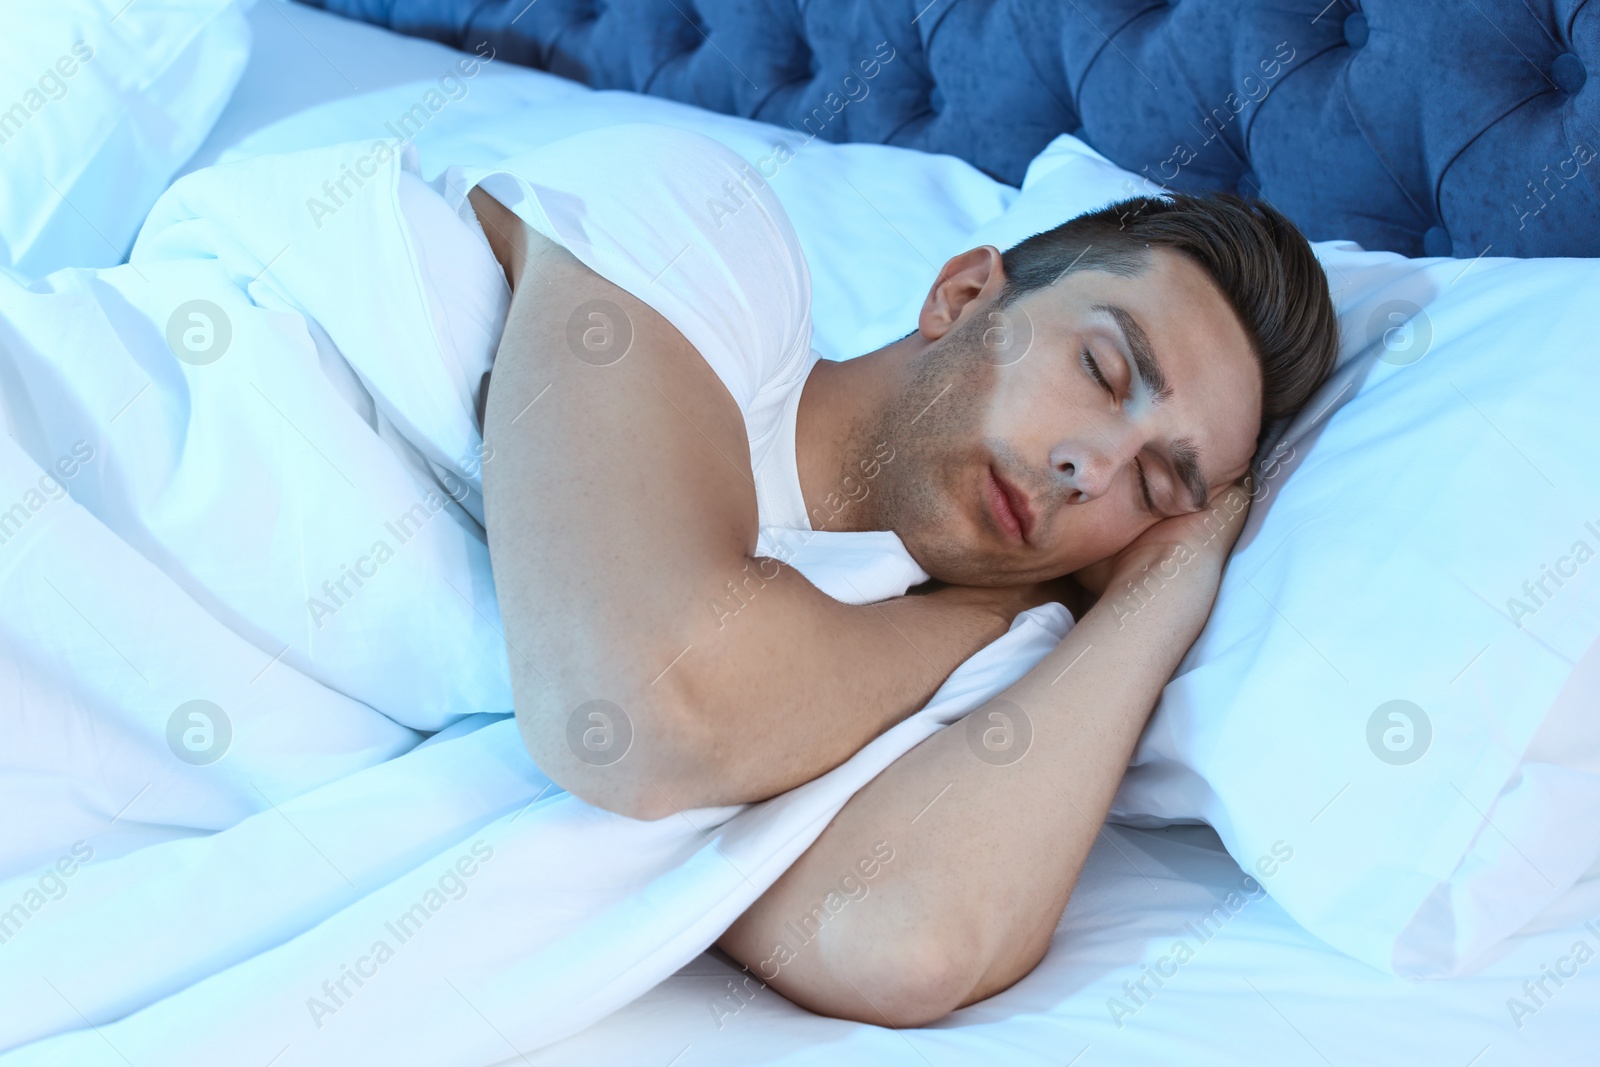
794, 336, 920, 533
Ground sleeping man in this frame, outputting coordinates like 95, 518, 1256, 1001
459, 124, 1339, 1027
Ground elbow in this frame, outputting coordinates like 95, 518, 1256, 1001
788, 932, 983, 1029
578, 786, 679, 824
848, 946, 976, 1029
515, 681, 720, 821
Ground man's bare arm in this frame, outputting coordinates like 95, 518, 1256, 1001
474, 190, 1037, 820
714, 485, 1251, 1026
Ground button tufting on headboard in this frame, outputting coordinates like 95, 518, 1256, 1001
308, 0, 1600, 259
1343, 11, 1368, 49
1552, 51, 1586, 95
1423, 226, 1453, 258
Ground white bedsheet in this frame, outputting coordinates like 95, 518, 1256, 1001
6, 5, 1597, 1065
528, 824, 1600, 1066
0, 135, 1070, 1064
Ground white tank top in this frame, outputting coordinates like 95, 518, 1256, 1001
396, 123, 818, 533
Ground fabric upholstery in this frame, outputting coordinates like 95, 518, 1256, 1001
307, 0, 1599, 258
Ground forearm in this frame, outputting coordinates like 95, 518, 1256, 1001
658, 566, 1019, 812
716, 549, 1224, 1024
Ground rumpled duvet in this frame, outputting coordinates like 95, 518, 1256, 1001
0, 140, 1070, 1064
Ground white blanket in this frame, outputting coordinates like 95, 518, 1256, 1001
0, 141, 1070, 1063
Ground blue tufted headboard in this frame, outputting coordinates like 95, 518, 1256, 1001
307, 0, 1597, 259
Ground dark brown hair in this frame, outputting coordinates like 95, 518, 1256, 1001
995, 191, 1340, 443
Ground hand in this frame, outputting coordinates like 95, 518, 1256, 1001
1073, 478, 1254, 597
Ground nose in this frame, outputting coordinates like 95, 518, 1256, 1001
1048, 430, 1135, 503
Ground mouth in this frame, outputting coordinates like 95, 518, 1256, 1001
985, 466, 1035, 545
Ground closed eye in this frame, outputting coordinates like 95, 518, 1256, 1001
1134, 457, 1157, 514
1084, 348, 1154, 512
1081, 347, 1159, 512
1081, 348, 1114, 395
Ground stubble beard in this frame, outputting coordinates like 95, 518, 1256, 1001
861, 313, 1006, 586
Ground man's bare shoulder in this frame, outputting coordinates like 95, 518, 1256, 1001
469, 186, 567, 291
474, 178, 760, 566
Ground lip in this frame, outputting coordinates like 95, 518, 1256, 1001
985, 467, 1035, 544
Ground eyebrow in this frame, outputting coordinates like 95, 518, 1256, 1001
1094, 303, 1173, 404
1169, 438, 1209, 511
1092, 302, 1208, 511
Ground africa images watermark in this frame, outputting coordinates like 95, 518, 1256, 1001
306, 839, 495, 1029
1511, 140, 1595, 232
1138, 41, 1295, 188
305, 450, 491, 629
706, 440, 897, 629
702, 42, 898, 231
1503, 516, 1600, 628
305, 43, 497, 230
167, 699, 233, 766
0, 40, 94, 146
1107, 839, 1294, 1028
1505, 916, 1600, 1030
1100, 471, 1267, 631
791, 43, 897, 144
1366, 699, 1432, 766
0, 440, 96, 549
708, 841, 897, 1029
0, 841, 95, 948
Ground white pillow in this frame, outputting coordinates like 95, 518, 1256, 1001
0, 0, 253, 277
981, 134, 1600, 977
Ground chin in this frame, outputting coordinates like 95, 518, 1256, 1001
900, 530, 1012, 587
889, 468, 1018, 585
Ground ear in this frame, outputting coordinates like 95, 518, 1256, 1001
917, 245, 1006, 342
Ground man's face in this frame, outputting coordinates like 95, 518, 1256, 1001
871, 247, 1264, 585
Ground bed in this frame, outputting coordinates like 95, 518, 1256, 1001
211, 6, 1600, 1062
544, 823, 1600, 1067
1, 2, 1597, 1065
